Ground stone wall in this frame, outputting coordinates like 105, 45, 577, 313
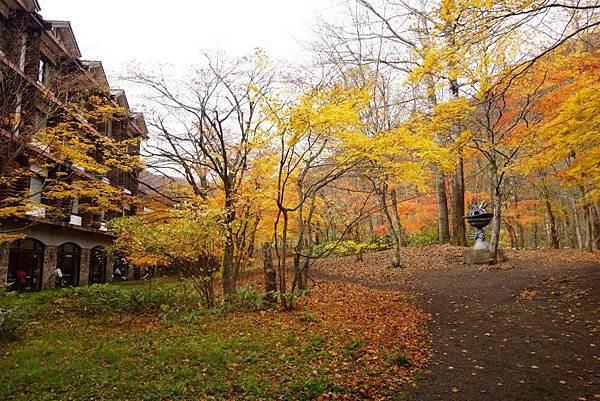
105, 251, 114, 283
42, 245, 57, 290
79, 248, 90, 286
0, 242, 10, 292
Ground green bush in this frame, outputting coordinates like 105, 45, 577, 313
313, 238, 392, 258
220, 286, 265, 313
61, 282, 201, 316
388, 351, 412, 367
405, 228, 438, 247
0, 308, 23, 341
298, 310, 319, 323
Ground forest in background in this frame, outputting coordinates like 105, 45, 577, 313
102, 0, 600, 307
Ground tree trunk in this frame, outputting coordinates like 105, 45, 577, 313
246, 212, 260, 258
504, 220, 517, 248
579, 186, 593, 252
544, 194, 560, 249
561, 198, 578, 249
448, 72, 466, 246
222, 192, 236, 296
591, 204, 600, 250
262, 242, 277, 303
276, 209, 290, 307
435, 170, 451, 243
294, 193, 317, 292
451, 155, 467, 246
489, 160, 502, 261
390, 188, 406, 246
517, 224, 525, 249
376, 182, 402, 267
569, 190, 584, 249
533, 222, 539, 249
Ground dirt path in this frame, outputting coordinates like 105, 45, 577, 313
314, 249, 600, 400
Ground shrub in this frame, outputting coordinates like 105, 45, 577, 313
61, 282, 201, 316
0, 308, 23, 341
220, 286, 265, 313
388, 351, 412, 367
313, 238, 392, 258
298, 310, 318, 323
405, 229, 438, 247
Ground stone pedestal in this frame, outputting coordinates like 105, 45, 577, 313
42, 245, 57, 289
79, 249, 91, 286
0, 243, 10, 292
465, 249, 506, 265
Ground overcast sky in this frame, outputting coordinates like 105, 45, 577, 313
41, 0, 338, 108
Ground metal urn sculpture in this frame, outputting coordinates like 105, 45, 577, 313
464, 201, 493, 250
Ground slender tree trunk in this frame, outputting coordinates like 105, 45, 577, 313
489, 159, 502, 261
504, 220, 517, 248
435, 170, 451, 243
561, 198, 578, 249
591, 204, 600, 250
262, 242, 277, 303
448, 72, 466, 246
579, 186, 593, 252
451, 155, 467, 246
376, 182, 401, 266
299, 194, 317, 291
222, 192, 236, 295
390, 188, 406, 246
279, 209, 289, 297
544, 193, 560, 249
517, 224, 525, 249
533, 222, 539, 249
569, 190, 584, 249
246, 212, 260, 258
562, 218, 573, 249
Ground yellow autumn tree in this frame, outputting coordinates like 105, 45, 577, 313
110, 200, 226, 307
0, 94, 143, 242
267, 83, 370, 300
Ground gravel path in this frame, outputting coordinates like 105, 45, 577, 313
314, 251, 600, 400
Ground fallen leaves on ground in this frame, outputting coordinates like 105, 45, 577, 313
312, 245, 465, 286
311, 245, 600, 287
240, 281, 431, 400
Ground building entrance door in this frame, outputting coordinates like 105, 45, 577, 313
7, 238, 44, 291
57, 243, 81, 287
89, 246, 107, 284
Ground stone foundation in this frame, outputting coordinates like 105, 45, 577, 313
79, 248, 91, 286
105, 251, 114, 283
465, 249, 506, 265
42, 245, 57, 289
0, 243, 10, 292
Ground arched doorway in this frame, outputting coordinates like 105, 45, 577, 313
89, 246, 107, 284
7, 238, 45, 292
57, 242, 81, 287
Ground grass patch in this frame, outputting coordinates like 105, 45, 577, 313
387, 351, 413, 368
0, 278, 429, 400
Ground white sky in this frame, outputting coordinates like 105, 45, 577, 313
41, 0, 338, 108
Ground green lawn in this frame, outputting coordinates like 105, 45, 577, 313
0, 279, 427, 401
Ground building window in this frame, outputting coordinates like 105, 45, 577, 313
18, 34, 26, 71
71, 197, 79, 215
29, 176, 43, 203
37, 59, 45, 83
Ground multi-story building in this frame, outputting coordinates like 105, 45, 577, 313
0, 0, 146, 291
